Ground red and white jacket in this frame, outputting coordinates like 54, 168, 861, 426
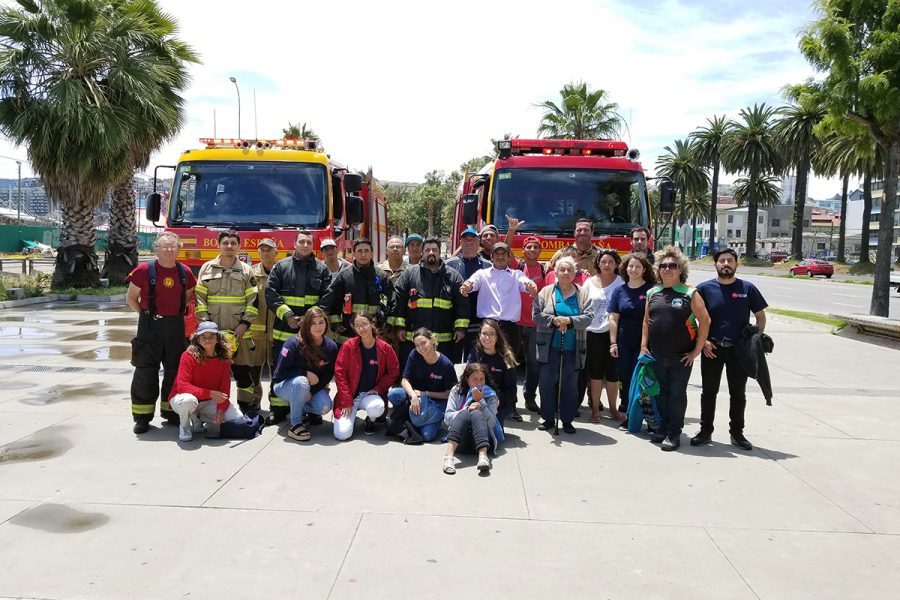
168, 351, 232, 412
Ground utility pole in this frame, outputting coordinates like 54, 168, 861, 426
253, 88, 258, 140
213, 108, 217, 137
16, 160, 21, 225
229, 76, 241, 138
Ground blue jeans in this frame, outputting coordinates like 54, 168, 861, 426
538, 348, 578, 425
387, 387, 446, 442
273, 377, 333, 426
651, 356, 692, 437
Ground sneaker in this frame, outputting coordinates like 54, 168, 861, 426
265, 411, 285, 426
562, 422, 576, 434
364, 417, 376, 436
190, 415, 207, 434
730, 432, 753, 451
650, 431, 667, 444
690, 430, 712, 446
133, 421, 150, 434
537, 420, 554, 431
443, 455, 456, 475
524, 396, 540, 413
661, 435, 681, 451
178, 425, 192, 442
477, 455, 492, 471
510, 407, 523, 422
303, 413, 324, 426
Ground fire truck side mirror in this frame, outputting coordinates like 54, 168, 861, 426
145, 193, 162, 223
346, 194, 364, 226
659, 181, 676, 213
462, 193, 479, 224
343, 173, 363, 194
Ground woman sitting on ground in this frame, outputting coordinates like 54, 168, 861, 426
442, 363, 502, 474
270, 307, 338, 442
386, 328, 458, 444
169, 321, 244, 443
333, 312, 400, 440
466, 319, 519, 425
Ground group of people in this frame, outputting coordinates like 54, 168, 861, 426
126, 219, 767, 475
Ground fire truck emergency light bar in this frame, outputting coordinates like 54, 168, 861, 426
199, 138, 319, 151
499, 138, 637, 159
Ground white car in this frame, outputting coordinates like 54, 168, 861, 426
891, 269, 900, 292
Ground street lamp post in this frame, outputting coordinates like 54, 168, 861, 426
229, 76, 241, 138
16, 160, 21, 225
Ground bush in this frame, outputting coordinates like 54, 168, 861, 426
0, 272, 48, 300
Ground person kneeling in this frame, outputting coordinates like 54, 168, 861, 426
169, 321, 245, 442
333, 313, 400, 440
442, 363, 503, 474
271, 308, 338, 442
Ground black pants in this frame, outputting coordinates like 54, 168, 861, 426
268, 339, 289, 417
652, 356, 692, 437
448, 409, 490, 453
700, 346, 748, 434
232, 364, 260, 412
130, 313, 186, 423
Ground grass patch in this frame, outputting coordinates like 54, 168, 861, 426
849, 261, 876, 275
767, 307, 846, 328
0, 272, 49, 300
835, 279, 872, 286
740, 257, 771, 267
53, 285, 129, 296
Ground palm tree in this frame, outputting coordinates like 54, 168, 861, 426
774, 91, 826, 259
283, 121, 319, 142
691, 115, 732, 256
102, 2, 197, 284
537, 81, 625, 140
722, 104, 782, 258
655, 139, 709, 247
682, 192, 710, 259
0, 0, 196, 288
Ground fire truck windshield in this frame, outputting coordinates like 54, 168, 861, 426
490, 168, 649, 235
169, 160, 328, 228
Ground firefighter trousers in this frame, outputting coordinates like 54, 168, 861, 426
130, 313, 186, 423
268, 339, 290, 417
232, 364, 260, 413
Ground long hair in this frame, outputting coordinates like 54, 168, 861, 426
298, 307, 330, 367
458, 362, 495, 397
187, 329, 233, 363
474, 318, 518, 368
619, 252, 657, 285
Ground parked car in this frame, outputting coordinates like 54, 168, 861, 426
769, 251, 789, 263
790, 259, 834, 278
890, 269, 900, 293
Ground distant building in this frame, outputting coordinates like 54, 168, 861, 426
870, 179, 900, 262
780, 174, 797, 204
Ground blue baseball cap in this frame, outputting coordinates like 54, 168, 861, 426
460, 227, 478, 238
405, 234, 424, 247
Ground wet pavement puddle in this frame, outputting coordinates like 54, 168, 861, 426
0, 382, 37, 391
64, 329, 133, 343
19, 383, 118, 406
0, 431, 72, 465
74, 317, 135, 327
10, 503, 109, 533
0, 316, 84, 325
69, 345, 132, 361
0, 345, 62, 359
0, 326, 57, 339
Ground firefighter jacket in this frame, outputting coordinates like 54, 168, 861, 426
195, 256, 258, 366
389, 262, 470, 344
322, 261, 394, 343
248, 262, 276, 365
265, 253, 332, 344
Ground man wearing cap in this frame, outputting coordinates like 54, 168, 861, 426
405, 233, 424, 266
446, 227, 491, 361
391, 236, 469, 369
479, 225, 499, 261
548, 217, 602, 275
321, 238, 394, 344
265, 229, 332, 424
126, 231, 196, 433
321, 238, 351, 277
244, 237, 279, 413
195, 229, 259, 417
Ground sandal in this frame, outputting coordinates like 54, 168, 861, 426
287, 424, 311, 442
443, 455, 456, 475
590, 413, 602, 423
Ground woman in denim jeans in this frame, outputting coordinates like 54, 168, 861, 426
271, 308, 338, 442
640, 246, 710, 451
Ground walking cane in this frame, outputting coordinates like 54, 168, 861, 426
554, 327, 565, 436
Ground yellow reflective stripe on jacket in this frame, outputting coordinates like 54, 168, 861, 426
250, 323, 267, 332
433, 298, 452, 309
351, 303, 380, 313
207, 295, 245, 303
195, 283, 209, 294
244, 306, 259, 316
275, 304, 292, 320
131, 403, 155, 415
273, 329, 295, 342
281, 294, 320, 306
454, 318, 470, 329
386, 316, 402, 326
243, 287, 256, 297
403, 330, 452, 343
407, 298, 452, 310
269, 394, 289, 407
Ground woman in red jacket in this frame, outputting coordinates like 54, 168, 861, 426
169, 321, 243, 442
333, 312, 400, 440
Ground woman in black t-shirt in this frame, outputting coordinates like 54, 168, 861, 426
466, 319, 518, 425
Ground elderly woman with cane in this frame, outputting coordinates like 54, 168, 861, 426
533, 257, 594, 434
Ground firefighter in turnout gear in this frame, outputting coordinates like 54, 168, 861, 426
264, 230, 332, 424
126, 232, 196, 433
245, 238, 279, 413
322, 238, 394, 344
390, 237, 470, 368
194, 230, 259, 410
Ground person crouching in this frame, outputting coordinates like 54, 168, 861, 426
442, 363, 503, 474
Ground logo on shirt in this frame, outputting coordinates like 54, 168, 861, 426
369, 359, 377, 366
672, 298, 685, 308
490, 366, 501, 373
429, 373, 443, 380
731, 292, 748, 299
319, 359, 327, 367
638, 295, 646, 301
281, 347, 289, 357
162, 276, 175, 288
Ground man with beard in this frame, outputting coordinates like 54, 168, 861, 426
549, 218, 601, 275
392, 237, 469, 371
446, 228, 491, 361
692, 248, 767, 451
630, 226, 655, 264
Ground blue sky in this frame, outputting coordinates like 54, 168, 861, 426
0, 0, 851, 198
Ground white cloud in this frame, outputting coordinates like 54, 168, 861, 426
0, 0, 859, 199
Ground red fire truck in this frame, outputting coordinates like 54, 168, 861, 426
452, 138, 672, 259
145, 138, 388, 268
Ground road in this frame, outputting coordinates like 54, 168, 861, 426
688, 263, 900, 316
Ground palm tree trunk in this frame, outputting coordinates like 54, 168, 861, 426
791, 158, 810, 260
746, 169, 759, 258
708, 161, 719, 255
859, 172, 872, 263
101, 172, 140, 285
837, 175, 848, 262
672, 190, 685, 246
691, 214, 698, 259
52, 198, 101, 289
869, 139, 899, 318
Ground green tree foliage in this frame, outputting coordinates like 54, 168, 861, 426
691, 115, 733, 258
537, 81, 625, 140
798, 0, 900, 316
655, 139, 709, 246
0, 0, 197, 288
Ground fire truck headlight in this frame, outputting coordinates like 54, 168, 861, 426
628, 148, 640, 160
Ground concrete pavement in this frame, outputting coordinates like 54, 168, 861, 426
1, 300, 899, 599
